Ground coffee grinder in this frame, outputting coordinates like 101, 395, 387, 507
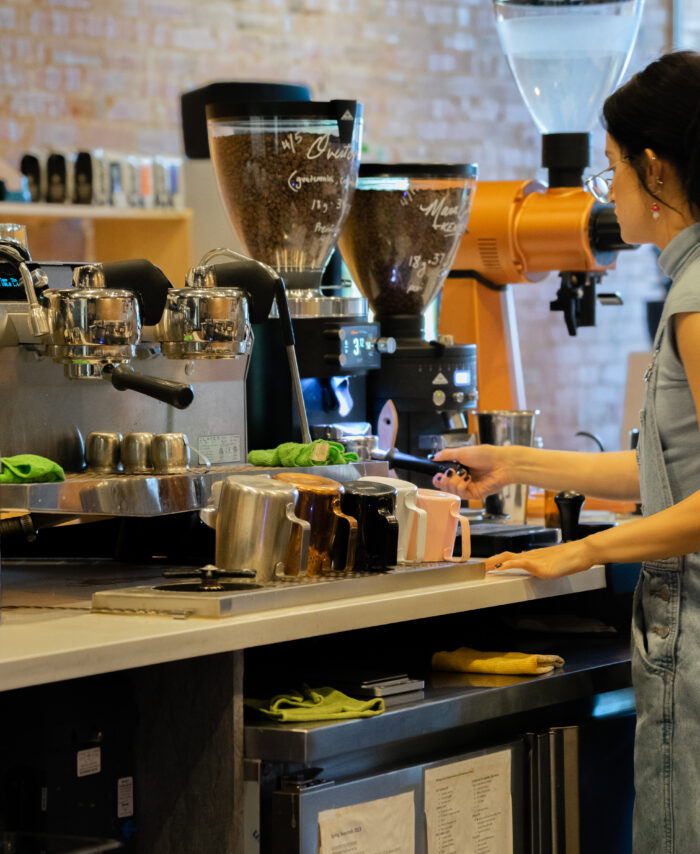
338, 164, 478, 480
206, 99, 394, 449
440, 0, 643, 411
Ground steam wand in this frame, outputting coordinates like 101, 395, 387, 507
197, 248, 312, 443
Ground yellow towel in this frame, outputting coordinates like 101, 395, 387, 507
431, 646, 565, 676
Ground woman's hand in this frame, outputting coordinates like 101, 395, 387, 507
432, 444, 516, 500
484, 539, 596, 579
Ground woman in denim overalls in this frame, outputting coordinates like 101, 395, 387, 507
433, 51, 700, 853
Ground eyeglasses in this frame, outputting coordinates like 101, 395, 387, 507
584, 167, 614, 204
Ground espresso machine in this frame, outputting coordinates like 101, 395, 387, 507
337, 163, 479, 479
205, 98, 395, 449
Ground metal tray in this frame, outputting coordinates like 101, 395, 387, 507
0, 461, 389, 517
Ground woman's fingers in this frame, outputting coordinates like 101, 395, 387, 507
433, 468, 472, 496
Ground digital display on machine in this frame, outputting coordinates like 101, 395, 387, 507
0, 263, 25, 301
453, 369, 472, 386
340, 324, 379, 368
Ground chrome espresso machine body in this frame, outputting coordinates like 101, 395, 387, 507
0, 223, 254, 520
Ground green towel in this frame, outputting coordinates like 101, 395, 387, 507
248, 439, 359, 467
245, 685, 384, 721
0, 454, 65, 483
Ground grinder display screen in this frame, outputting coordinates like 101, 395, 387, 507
341, 324, 379, 368
0, 261, 24, 301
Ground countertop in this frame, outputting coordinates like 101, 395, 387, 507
0, 558, 607, 692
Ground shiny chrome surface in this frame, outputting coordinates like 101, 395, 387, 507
121, 432, 154, 474
211, 474, 310, 581
42, 263, 140, 368
0, 344, 249, 474
475, 410, 539, 523
85, 431, 122, 474
160, 283, 251, 359
151, 432, 190, 473
91, 558, 484, 618
0, 462, 390, 517
278, 291, 368, 319
342, 435, 378, 460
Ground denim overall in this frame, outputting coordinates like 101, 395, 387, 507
633, 226, 700, 853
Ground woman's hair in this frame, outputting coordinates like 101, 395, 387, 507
603, 51, 700, 213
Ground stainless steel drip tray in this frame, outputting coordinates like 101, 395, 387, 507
91, 561, 485, 619
0, 461, 389, 517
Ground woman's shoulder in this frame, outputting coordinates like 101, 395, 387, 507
665, 250, 700, 315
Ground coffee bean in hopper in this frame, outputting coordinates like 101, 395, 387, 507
210, 131, 359, 272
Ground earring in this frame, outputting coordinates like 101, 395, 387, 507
651, 203, 661, 220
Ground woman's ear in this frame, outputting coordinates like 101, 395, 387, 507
643, 147, 664, 190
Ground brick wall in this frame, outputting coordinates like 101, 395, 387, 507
0, 0, 681, 450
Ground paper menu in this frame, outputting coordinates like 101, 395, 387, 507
318, 790, 415, 854
424, 749, 513, 854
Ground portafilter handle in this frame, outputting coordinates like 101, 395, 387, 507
371, 447, 470, 480
103, 364, 194, 410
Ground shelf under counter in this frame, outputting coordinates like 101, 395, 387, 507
244, 638, 632, 764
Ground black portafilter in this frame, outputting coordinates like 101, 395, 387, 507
554, 490, 585, 542
371, 447, 470, 480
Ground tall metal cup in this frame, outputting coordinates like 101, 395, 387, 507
205, 475, 310, 582
475, 410, 539, 524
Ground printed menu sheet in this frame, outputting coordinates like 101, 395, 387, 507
424, 749, 513, 854
318, 790, 415, 854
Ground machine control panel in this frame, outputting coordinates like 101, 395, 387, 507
322, 323, 395, 371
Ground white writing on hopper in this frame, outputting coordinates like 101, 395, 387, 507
419, 197, 463, 234
306, 134, 355, 161
288, 170, 336, 192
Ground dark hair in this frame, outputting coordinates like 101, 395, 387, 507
603, 51, 700, 214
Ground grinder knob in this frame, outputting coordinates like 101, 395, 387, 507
554, 490, 585, 541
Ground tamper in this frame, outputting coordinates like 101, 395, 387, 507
554, 490, 585, 541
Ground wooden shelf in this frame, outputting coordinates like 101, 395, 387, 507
0, 202, 192, 221
0, 203, 192, 285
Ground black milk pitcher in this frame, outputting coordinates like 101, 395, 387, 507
340, 480, 399, 571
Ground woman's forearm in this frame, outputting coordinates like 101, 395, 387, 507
508, 447, 641, 502
582, 490, 700, 565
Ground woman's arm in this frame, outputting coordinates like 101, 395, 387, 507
434, 445, 640, 502
486, 310, 700, 578
486, 489, 700, 577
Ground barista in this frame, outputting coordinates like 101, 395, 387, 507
433, 51, 700, 854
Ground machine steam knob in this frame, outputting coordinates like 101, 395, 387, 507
375, 336, 396, 354
452, 391, 465, 404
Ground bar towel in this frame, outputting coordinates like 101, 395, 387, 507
0, 454, 65, 483
245, 685, 384, 721
247, 440, 358, 467
432, 646, 565, 676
